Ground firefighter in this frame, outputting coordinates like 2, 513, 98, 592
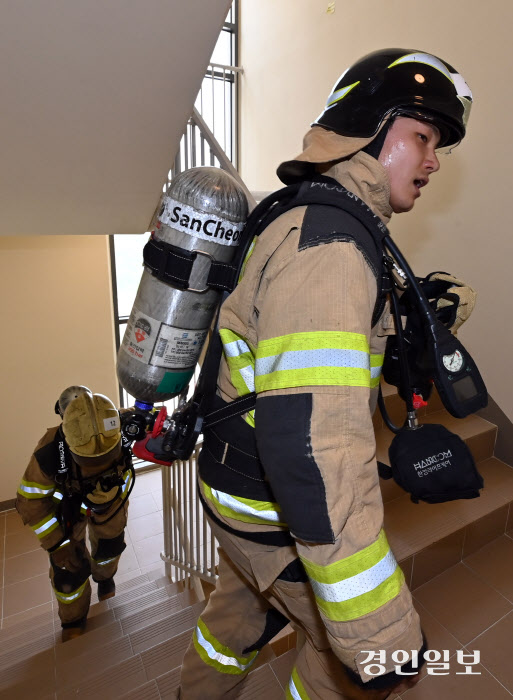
16, 386, 134, 642
178, 49, 473, 698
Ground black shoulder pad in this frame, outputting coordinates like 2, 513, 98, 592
299, 204, 381, 279
34, 438, 60, 478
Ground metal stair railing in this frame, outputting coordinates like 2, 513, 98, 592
156, 64, 256, 597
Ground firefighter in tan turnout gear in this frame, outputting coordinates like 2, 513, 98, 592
16, 386, 134, 642
178, 49, 473, 698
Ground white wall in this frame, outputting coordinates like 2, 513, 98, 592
240, 0, 513, 420
1, 235, 118, 502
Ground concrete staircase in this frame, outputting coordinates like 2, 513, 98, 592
1, 383, 512, 699
0, 567, 297, 699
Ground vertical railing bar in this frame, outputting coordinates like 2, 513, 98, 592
188, 454, 194, 571
191, 123, 197, 168
211, 65, 215, 142
223, 68, 227, 155
161, 465, 172, 579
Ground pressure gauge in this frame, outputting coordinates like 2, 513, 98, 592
443, 350, 464, 373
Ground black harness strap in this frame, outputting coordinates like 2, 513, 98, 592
196, 176, 391, 429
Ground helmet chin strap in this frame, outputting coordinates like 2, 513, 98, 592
361, 119, 393, 160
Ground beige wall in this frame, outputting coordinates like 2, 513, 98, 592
240, 0, 513, 420
1, 236, 118, 502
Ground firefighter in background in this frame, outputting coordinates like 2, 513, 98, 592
16, 386, 134, 642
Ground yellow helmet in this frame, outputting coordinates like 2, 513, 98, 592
62, 392, 121, 465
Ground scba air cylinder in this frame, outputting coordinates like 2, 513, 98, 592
117, 166, 248, 404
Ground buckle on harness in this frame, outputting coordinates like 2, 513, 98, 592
188, 249, 215, 293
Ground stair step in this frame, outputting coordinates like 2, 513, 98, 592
0, 618, 55, 652
57, 654, 147, 699
120, 590, 198, 636
155, 667, 181, 699
0, 648, 55, 699
239, 663, 285, 699
385, 457, 513, 585
0, 631, 55, 672
119, 679, 161, 700
55, 634, 133, 691
129, 601, 205, 654
140, 629, 192, 680
55, 619, 124, 664
111, 586, 172, 619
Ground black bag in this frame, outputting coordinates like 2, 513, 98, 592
384, 423, 483, 504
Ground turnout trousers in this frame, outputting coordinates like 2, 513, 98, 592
179, 527, 393, 700
50, 501, 128, 626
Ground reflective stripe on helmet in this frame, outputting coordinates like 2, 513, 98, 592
17, 480, 54, 499
388, 52, 454, 83
254, 331, 379, 391
32, 514, 60, 539
193, 617, 258, 675
53, 578, 88, 604
286, 667, 310, 700
202, 480, 286, 527
325, 80, 360, 109
300, 529, 404, 621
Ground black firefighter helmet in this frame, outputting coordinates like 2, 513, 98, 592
314, 48, 472, 149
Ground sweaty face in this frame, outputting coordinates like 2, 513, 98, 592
378, 117, 441, 213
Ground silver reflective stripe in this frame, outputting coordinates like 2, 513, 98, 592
288, 677, 302, 700
309, 549, 398, 603
122, 470, 133, 495
371, 366, 382, 379
54, 581, 87, 603
255, 348, 369, 376
34, 517, 58, 536
196, 624, 255, 671
19, 484, 53, 495
53, 491, 64, 501
211, 488, 281, 523
326, 82, 358, 108
96, 556, 117, 566
224, 338, 251, 358
56, 539, 71, 550
238, 365, 255, 392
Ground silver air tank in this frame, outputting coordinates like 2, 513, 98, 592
117, 166, 248, 405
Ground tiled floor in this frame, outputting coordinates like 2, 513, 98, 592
0, 469, 168, 629
2, 472, 513, 697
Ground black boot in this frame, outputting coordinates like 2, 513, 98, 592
61, 616, 87, 642
97, 577, 116, 601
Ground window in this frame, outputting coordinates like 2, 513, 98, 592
110, 3, 239, 417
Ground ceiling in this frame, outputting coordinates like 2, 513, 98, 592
0, 0, 231, 235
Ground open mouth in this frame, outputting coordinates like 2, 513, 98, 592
414, 178, 427, 190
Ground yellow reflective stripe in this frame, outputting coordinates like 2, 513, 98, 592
201, 480, 286, 527
255, 331, 372, 392
370, 353, 384, 388
193, 617, 258, 675
18, 480, 55, 499
300, 530, 404, 621
220, 329, 256, 398
314, 568, 404, 621
388, 53, 454, 83
286, 666, 310, 700
32, 513, 59, 539
326, 80, 360, 108
238, 236, 257, 282
53, 578, 88, 604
